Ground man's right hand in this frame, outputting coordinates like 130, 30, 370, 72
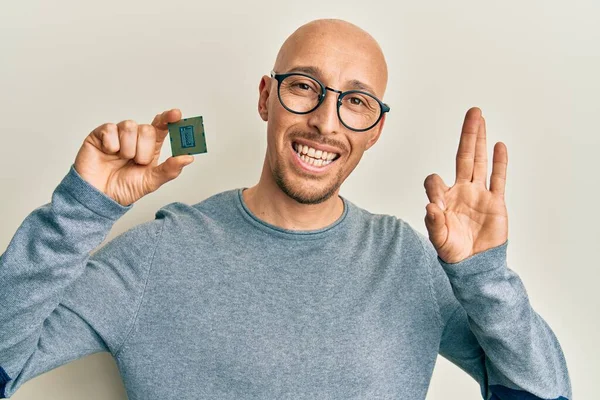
73, 108, 194, 206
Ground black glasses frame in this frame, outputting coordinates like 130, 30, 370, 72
270, 70, 390, 132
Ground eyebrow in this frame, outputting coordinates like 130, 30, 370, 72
284, 65, 378, 96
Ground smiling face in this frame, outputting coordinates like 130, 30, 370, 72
257, 19, 389, 205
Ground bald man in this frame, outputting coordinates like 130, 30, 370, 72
0, 19, 571, 400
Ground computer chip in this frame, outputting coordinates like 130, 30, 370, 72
168, 116, 207, 157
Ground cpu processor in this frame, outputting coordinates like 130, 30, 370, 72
168, 116, 207, 157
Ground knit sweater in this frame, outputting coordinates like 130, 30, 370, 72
0, 164, 572, 399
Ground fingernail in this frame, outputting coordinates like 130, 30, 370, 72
437, 200, 445, 210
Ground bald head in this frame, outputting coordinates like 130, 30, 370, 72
273, 19, 388, 98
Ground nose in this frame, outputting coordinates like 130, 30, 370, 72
306, 87, 341, 136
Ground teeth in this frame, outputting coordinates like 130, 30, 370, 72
294, 142, 338, 160
293, 142, 339, 167
301, 155, 331, 167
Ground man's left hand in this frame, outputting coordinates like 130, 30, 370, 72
423, 107, 509, 264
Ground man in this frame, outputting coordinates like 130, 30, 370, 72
0, 18, 571, 400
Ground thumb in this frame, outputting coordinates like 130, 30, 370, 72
424, 202, 448, 249
150, 155, 194, 189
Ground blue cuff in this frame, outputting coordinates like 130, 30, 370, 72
489, 384, 569, 400
57, 164, 133, 220
0, 365, 10, 399
437, 240, 509, 278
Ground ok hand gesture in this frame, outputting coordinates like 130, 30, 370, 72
424, 107, 508, 264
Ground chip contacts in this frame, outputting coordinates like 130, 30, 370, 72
168, 115, 207, 157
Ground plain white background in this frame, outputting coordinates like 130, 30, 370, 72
1, 1, 598, 399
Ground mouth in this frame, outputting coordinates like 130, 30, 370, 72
291, 141, 341, 170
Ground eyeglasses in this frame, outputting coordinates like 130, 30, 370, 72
270, 70, 390, 132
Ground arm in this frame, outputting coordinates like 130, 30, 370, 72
416, 230, 572, 400
0, 165, 164, 398
419, 108, 571, 398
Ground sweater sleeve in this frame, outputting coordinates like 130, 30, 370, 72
414, 230, 572, 400
0, 164, 164, 398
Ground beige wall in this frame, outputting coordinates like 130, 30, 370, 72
1, 0, 598, 399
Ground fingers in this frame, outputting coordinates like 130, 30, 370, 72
117, 120, 139, 160
472, 115, 488, 188
424, 174, 450, 249
135, 124, 157, 165
455, 107, 482, 184
424, 173, 449, 211
490, 141, 508, 196
91, 120, 157, 165
151, 108, 182, 130
424, 202, 448, 249
151, 108, 182, 146
91, 123, 120, 154
149, 155, 194, 191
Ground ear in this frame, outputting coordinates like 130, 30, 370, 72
258, 75, 271, 122
365, 113, 386, 151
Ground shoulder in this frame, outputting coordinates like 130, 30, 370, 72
132, 189, 242, 254
154, 188, 238, 218
131, 189, 238, 239
344, 197, 427, 253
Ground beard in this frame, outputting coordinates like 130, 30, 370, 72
271, 150, 346, 205
269, 129, 349, 205
272, 163, 342, 204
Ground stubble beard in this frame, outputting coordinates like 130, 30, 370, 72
272, 158, 343, 205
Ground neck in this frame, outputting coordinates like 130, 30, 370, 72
242, 160, 344, 231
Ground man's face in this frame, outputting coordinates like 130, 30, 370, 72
258, 22, 388, 205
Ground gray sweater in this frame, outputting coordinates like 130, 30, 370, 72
0, 165, 572, 399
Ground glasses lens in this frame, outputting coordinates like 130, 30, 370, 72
339, 91, 382, 131
279, 74, 322, 113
